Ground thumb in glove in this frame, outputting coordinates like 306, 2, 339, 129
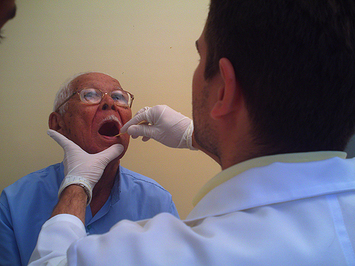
47, 129, 124, 204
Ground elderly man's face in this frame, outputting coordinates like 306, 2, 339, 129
57, 73, 132, 158
0, 0, 16, 30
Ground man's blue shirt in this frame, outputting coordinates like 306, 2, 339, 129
0, 163, 179, 266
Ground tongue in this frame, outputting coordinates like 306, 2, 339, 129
99, 122, 119, 136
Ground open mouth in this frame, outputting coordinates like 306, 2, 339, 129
99, 121, 120, 137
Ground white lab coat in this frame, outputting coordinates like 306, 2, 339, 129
30, 155, 355, 265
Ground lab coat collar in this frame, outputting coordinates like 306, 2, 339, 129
187, 152, 355, 221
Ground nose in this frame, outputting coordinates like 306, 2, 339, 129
101, 93, 116, 111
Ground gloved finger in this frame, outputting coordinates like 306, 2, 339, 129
126, 124, 155, 138
121, 107, 151, 133
47, 129, 78, 150
134, 106, 150, 116
121, 116, 143, 133
96, 144, 125, 164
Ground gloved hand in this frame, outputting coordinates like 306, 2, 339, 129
47, 129, 124, 205
120, 105, 197, 150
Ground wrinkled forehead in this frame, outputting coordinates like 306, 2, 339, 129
70, 73, 122, 92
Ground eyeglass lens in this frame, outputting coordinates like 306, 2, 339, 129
79, 88, 131, 106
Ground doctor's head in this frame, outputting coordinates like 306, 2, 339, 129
49, 72, 133, 159
193, 0, 355, 160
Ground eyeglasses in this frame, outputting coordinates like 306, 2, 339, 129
56, 88, 134, 112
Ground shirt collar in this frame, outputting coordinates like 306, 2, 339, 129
192, 151, 347, 206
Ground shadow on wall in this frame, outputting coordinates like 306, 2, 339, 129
345, 135, 355, 158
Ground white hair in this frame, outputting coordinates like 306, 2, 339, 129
53, 71, 114, 115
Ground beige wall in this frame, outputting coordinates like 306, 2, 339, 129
0, 0, 220, 219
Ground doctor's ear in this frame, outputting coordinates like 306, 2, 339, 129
210, 58, 242, 120
49, 112, 64, 131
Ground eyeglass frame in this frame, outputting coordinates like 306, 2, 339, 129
55, 88, 135, 112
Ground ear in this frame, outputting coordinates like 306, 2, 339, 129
210, 58, 241, 120
49, 112, 65, 131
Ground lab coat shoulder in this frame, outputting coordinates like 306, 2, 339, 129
30, 157, 355, 265
67, 157, 355, 265
67, 201, 348, 266
68, 212, 235, 266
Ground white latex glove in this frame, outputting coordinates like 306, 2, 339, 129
120, 105, 197, 150
47, 129, 124, 205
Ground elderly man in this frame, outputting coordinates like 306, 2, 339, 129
0, 72, 178, 266
30, 0, 355, 265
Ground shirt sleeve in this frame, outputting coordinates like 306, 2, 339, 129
28, 214, 86, 266
0, 198, 22, 266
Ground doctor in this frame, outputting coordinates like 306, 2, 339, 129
30, 0, 355, 265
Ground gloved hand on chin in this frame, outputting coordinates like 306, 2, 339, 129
47, 129, 124, 205
120, 105, 197, 150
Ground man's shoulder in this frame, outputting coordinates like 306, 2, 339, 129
118, 166, 178, 218
1, 163, 64, 198
119, 166, 168, 192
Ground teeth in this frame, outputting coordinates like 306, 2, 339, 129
101, 115, 122, 127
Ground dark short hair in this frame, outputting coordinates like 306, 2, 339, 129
205, 0, 355, 154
